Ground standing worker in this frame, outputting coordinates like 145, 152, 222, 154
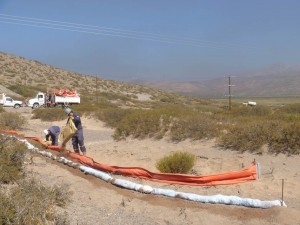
64, 107, 87, 155
44, 126, 61, 146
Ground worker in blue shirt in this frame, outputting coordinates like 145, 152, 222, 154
64, 107, 87, 155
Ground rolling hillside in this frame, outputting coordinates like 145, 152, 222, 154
0, 52, 172, 104
2, 51, 299, 100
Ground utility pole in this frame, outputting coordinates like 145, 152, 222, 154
24, 74, 27, 86
227, 76, 233, 110
95, 75, 98, 104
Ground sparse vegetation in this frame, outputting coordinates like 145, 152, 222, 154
217, 110, 300, 155
113, 107, 180, 140
266, 121, 300, 155
8, 84, 46, 98
217, 120, 269, 153
32, 108, 66, 121
94, 108, 131, 128
279, 103, 300, 114
0, 136, 27, 183
0, 112, 27, 130
228, 105, 272, 117
170, 114, 220, 142
1, 51, 300, 155
0, 177, 71, 225
0, 136, 71, 224
156, 151, 196, 174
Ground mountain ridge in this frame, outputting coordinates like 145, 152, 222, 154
133, 71, 300, 98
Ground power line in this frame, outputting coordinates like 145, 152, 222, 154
0, 13, 254, 49
0, 19, 220, 48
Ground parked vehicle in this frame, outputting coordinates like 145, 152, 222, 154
242, 101, 257, 107
28, 90, 80, 109
0, 93, 23, 109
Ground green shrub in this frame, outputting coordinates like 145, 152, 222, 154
0, 136, 27, 183
0, 112, 27, 130
32, 108, 66, 121
156, 151, 196, 174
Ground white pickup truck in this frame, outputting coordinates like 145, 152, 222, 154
0, 93, 23, 109
28, 91, 80, 109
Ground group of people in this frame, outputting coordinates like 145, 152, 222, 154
45, 92, 55, 107
44, 107, 87, 155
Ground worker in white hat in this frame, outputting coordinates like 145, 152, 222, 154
44, 126, 61, 146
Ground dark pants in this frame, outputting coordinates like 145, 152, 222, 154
71, 129, 86, 153
50, 132, 60, 146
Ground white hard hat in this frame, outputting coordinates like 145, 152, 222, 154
64, 107, 72, 115
43, 129, 49, 135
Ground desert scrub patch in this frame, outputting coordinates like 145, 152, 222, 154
279, 103, 300, 114
274, 103, 300, 122
225, 105, 272, 117
100, 91, 132, 102
0, 178, 71, 225
0, 136, 27, 184
112, 105, 216, 141
156, 151, 196, 174
281, 113, 300, 121
217, 120, 270, 153
266, 121, 300, 155
170, 114, 220, 142
8, 84, 46, 97
0, 112, 27, 130
32, 108, 66, 121
0, 192, 16, 224
94, 108, 131, 128
71, 95, 116, 115
113, 108, 173, 140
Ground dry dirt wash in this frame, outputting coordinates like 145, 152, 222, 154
4, 107, 300, 225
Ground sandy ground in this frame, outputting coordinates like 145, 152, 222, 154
5, 107, 300, 225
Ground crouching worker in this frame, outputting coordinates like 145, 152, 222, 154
64, 108, 87, 155
44, 126, 61, 146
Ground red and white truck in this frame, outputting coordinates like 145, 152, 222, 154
28, 90, 80, 109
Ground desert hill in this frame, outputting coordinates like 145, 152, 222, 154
0, 51, 167, 102
133, 65, 300, 98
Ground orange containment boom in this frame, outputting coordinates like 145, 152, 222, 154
0, 129, 258, 186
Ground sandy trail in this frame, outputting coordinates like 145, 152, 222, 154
6, 107, 300, 225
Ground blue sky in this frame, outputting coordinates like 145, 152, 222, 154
0, 0, 300, 81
